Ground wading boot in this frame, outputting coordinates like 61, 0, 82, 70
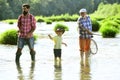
30, 51, 36, 62
15, 52, 22, 63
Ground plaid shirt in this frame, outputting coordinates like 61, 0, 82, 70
17, 13, 36, 38
77, 15, 92, 39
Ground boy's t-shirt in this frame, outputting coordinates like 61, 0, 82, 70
53, 36, 62, 49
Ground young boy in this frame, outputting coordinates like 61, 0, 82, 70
48, 28, 67, 66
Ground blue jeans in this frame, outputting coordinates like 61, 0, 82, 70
17, 37, 34, 49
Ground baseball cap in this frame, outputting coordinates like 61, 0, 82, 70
55, 28, 65, 34
55, 28, 64, 32
79, 8, 87, 13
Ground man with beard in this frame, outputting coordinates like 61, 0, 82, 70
15, 4, 36, 63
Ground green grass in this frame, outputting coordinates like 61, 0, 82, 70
2, 19, 17, 23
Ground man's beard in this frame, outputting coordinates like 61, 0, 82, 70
23, 11, 28, 15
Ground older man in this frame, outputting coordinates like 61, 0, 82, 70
77, 8, 92, 61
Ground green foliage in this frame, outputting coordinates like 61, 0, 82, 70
2, 13, 78, 23
0, 0, 103, 20
91, 19, 100, 32
37, 18, 44, 22
54, 24, 69, 32
33, 34, 38, 41
36, 16, 45, 22
100, 20, 120, 38
2, 19, 17, 23
113, 19, 120, 24
1, 0, 120, 20
45, 19, 52, 24
0, 29, 18, 45
92, 3, 120, 18
91, 3, 120, 37
101, 19, 120, 31
104, 0, 120, 4
100, 26, 118, 38
0, 29, 38, 45
71, 14, 79, 21
0, 0, 14, 20
9, 22, 14, 24
36, 14, 79, 22
90, 15, 105, 21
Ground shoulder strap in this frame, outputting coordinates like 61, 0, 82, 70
18, 15, 22, 25
19, 15, 22, 21
29, 14, 32, 21
29, 14, 33, 27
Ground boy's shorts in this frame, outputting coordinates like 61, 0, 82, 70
53, 49, 61, 58
17, 37, 34, 49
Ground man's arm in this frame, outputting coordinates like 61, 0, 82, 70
26, 15, 36, 38
26, 28, 35, 38
29, 28, 35, 34
79, 24, 93, 35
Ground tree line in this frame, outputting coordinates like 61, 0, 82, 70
0, 0, 120, 20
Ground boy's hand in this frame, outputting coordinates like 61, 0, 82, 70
62, 43, 67, 47
48, 34, 51, 37
64, 43, 67, 47
48, 34, 53, 40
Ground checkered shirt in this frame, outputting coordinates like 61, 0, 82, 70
77, 15, 92, 39
17, 14, 36, 38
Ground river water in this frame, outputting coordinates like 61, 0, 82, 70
0, 22, 120, 80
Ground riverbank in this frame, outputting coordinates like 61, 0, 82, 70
0, 22, 120, 80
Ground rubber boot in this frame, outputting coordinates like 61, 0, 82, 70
15, 52, 22, 63
80, 51, 84, 60
30, 50, 36, 62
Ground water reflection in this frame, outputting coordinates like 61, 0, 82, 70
16, 62, 35, 80
16, 62, 24, 80
80, 58, 91, 80
54, 58, 62, 80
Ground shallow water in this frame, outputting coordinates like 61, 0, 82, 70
0, 22, 120, 80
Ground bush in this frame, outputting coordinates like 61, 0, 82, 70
0, 29, 18, 45
100, 26, 118, 38
0, 29, 38, 45
45, 19, 52, 24
2, 19, 17, 23
33, 34, 38, 41
9, 21, 14, 24
99, 20, 119, 38
37, 18, 44, 22
36, 14, 79, 22
95, 17, 105, 21
61, 13, 72, 21
71, 14, 79, 21
101, 20, 120, 32
91, 19, 100, 32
